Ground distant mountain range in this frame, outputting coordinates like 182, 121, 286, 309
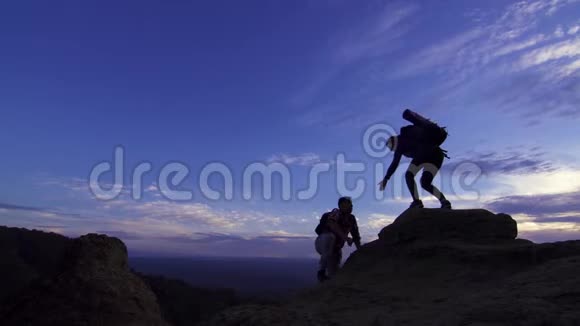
130, 256, 318, 298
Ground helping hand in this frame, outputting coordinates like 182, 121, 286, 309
378, 178, 388, 191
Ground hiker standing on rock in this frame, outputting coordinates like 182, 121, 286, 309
314, 196, 362, 282
379, 109, 452, 210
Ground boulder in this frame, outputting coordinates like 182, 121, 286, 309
1, 233, 169, 326
378, 208, 517, 244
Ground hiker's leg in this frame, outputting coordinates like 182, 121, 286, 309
315, 233, 336, 273
405, 159, 422, 201
327, 248, 342, 277
314, 235, 325, 271
419, 150, 447, 202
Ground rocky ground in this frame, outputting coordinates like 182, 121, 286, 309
201, 208, 580, 326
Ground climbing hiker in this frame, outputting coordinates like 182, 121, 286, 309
378, 109, 452, 209
314, 196, 362, 282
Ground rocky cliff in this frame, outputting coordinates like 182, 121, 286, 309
202, 208, 580, 326
0, 226, 237, 326
0, 232, 169, 326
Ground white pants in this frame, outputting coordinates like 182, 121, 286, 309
315, 232, 342, 276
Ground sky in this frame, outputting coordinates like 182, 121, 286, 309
1, 0, 579, 258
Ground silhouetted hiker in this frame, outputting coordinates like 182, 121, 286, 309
314, 196, 361, 282
379, 109, 452, 209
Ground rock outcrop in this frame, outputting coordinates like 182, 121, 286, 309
0, 226, 69, 302
0, 226, 241, 326
378, 208, 517, 243
202, 208, 580, 326
1, 233, 169, 326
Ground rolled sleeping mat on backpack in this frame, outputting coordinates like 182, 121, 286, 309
402, 109, 433, 128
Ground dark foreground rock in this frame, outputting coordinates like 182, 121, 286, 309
1, 233, 169, 326
201, 208, 580, 326
139, 273, 238, 326
0, 226, 240, 326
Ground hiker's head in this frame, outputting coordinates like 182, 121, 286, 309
338, 196, 353, 214
386, 136, 398, 151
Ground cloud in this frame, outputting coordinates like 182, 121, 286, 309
332, 2, 418, 65
158, 232, 248, 243
0, 202, 50, 213
392, 27, 485, 78
95, 230, 144, 240
485, 190, 580, 217
0, 201, 87, 220
446, 147, 557, 176
498, 169, 580, 197
0, 198, 317, 258
518, 37, 580, 69
484, 190, 580, 242
289, 1, 418, 125
364, 213, 396, 229
130, 201, 246, 229
292, 0, 579, 129
39, 176, 132, 198
267, 153, 325, 166
388, 0, 579, 120
493, 34, 547, 58
555, 58, 580, 77
554, 25, 566, 37
33, 175, 290, 232
519, 228, 580, 242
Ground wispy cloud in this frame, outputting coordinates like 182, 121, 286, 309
4, 176, 306, 239
332, 2, 418, 65
493, 34, 547, 58
396, 0, 579, 76
485, 190, 580, 217
363, 212, 396, 230
292, 0, 579, 129
446, 147, 557, 176
485, 189, 580, 242
392, 27, 485, 78
0, 197, 315, 257
390, 0, 580, 119
267, 153, 325, 166
518, 37, 580, 70
290, 1, 419, 126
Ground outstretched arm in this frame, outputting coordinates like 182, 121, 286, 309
350, 216, 362, 250
379, 152, 402, 190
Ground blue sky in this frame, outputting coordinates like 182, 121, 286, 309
1, 0, 579, 257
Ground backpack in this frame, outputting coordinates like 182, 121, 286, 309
400, 124, 448, 147
314, 214, 328, 235
401, 109, 449, 157
315, 209, 338, 235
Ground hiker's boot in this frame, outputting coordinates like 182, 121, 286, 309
440, 199, 452, 209
317, 270, 328, 283
409, 200, 424, 209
